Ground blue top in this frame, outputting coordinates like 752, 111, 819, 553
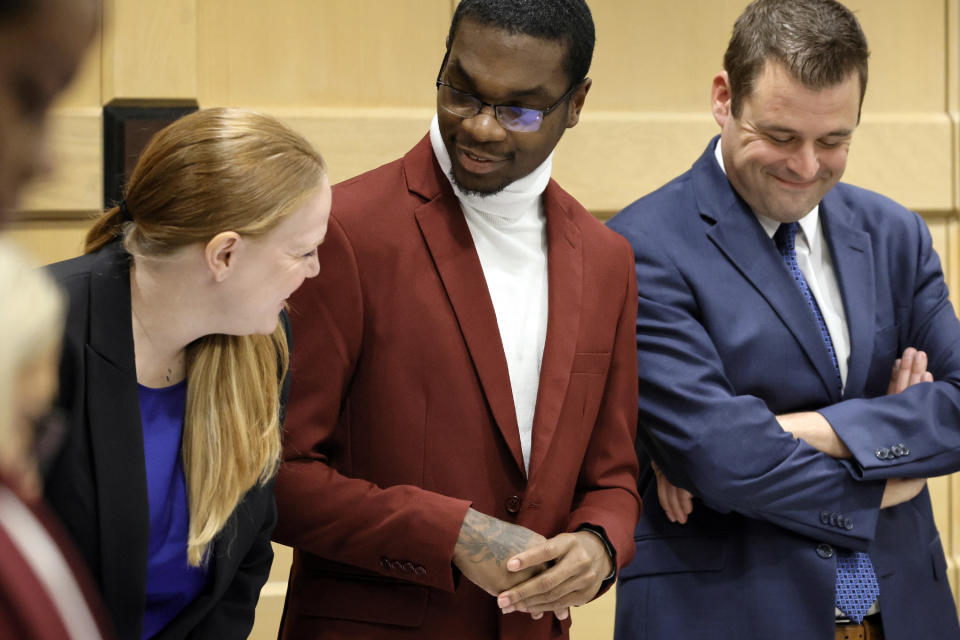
138, 380, 209, 639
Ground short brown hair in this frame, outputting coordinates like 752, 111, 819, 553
724, 0, 869, 118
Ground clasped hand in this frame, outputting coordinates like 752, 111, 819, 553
452, 508, 611, 621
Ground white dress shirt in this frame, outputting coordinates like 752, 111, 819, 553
430, 117, 550, 473
714, 140, 851, 388
715, 139, 876, 617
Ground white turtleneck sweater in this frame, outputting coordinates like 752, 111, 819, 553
429, 116, 551, 473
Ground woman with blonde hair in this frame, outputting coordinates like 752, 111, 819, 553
0, 240, 112, 639
45, 107, 330, 639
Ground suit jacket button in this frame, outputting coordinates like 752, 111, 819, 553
820, 511, 831, 525
876, 448, 890, 460
829, 513, 839, 527
817, 543, 834, 559
402, 562, 415, 573
843, 518, 854, 531
380, 557, 391, 570
414, 565, 427, 576
505, 495, 522, 514
389, 560, 403, 571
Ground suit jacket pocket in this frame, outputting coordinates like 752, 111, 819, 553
930, 533, 948, 581
865, 321, 900, 392
289, 566, 428, 627
619, 534, 725, 580
571, 352, 611, 375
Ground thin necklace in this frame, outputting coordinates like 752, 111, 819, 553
130, 271, 185, 386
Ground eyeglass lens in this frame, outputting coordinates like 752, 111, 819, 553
438, 85, 544, 133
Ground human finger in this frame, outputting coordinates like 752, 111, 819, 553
506, 534, 572, 573
894, 348, 917, 393
908, 350, 927, 386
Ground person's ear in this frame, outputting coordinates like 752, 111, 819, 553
205, 231, 242, 282
711, 71, 734, 128
566, 78, 592, 128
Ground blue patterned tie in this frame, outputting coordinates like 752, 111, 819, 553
774, 222, 879, 623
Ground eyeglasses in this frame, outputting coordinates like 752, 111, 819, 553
435, 53, 580, 133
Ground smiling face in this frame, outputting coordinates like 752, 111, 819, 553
0, 0, 97, 220
437, 18, 589, 195
712, 60, 862, 223
223, 177, 331, 335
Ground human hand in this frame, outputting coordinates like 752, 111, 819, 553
652, 460, 693, 524
880, 477, 926, 508
879, 348, 930, 508
452, 508, 547, 596
887, 347, 933, 394
496, 531, 612, 619
777, 411, 852, 458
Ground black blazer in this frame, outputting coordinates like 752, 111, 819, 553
44, 242, 286, 640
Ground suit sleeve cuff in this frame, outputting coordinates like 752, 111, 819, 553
576, 524, 617, 582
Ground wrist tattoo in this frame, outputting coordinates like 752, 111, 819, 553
457, 509, 534, 566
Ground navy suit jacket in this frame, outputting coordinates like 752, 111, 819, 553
608, 137, 960, 640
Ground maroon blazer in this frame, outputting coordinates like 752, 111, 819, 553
273, 135, 640, 639
0, 475, 113, 639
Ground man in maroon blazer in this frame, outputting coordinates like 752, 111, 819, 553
273, 1, 641, 638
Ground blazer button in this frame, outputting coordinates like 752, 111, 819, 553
820, 511, 831, 525
876, 448, 891, 460
414, 565, 427, 577
843, 518, 854, 531
402, 562, 415, 573
389, 560, 403, 571
816, 543, 834, 559
380, 557, 391, 570
829, 513, 839, 527
505, 495, 522, 514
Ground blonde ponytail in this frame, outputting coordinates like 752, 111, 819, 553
183, 324, 288, 565
82, 108, 324, 565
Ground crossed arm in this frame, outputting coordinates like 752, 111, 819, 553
655, 347, 932, 524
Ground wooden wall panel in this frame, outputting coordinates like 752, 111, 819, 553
195, 0, 451, 109
17, 3, 102, 217
588, 0, 947, 112
251, 544, 293, 640
18, 111, 102, 213
102, 0, 197, 100
3, 219, 93, 264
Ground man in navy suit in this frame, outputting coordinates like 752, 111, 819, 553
608, 0, 960, 638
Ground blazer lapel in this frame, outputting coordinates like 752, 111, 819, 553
84, 246, 150, 622
528, 183, 581, 478
820, 195, 875, 399
407, 139, 525, 475
694, 141, 842, 402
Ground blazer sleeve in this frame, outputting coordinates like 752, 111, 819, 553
564, 238, 641, 578
629, 231, 886, 550
272, 216, 471, 593
820, 211, 960, 479
184, 483, 276, 640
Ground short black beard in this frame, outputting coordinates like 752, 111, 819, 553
448, 169, 507, 198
